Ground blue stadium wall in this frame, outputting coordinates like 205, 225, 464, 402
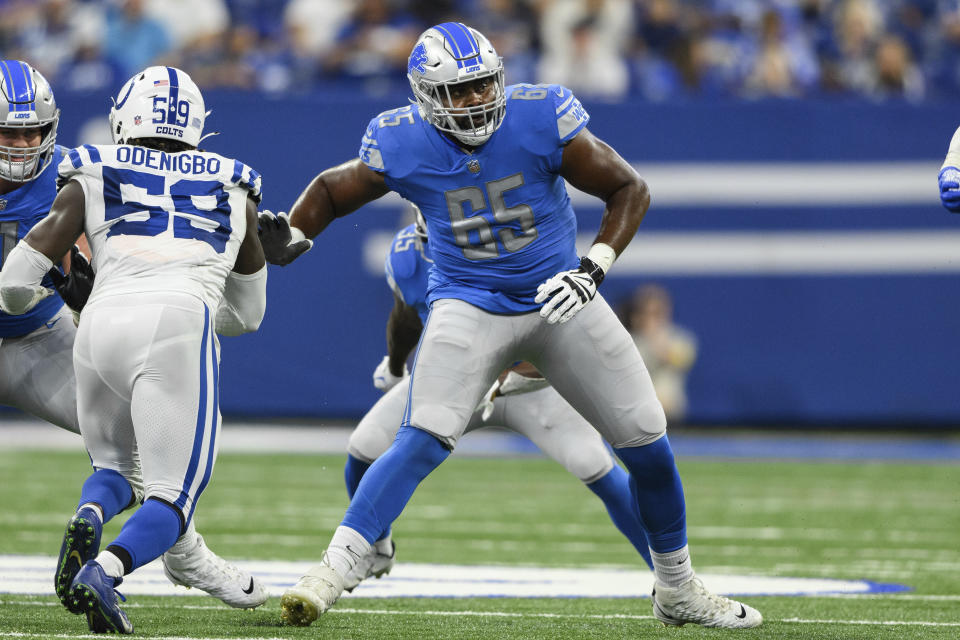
51, 92, 960, 424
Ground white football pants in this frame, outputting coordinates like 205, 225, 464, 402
0, 306, 79, 433
350, 379, 615, 483
74, 292, 219, 524
405, 296, 666, 449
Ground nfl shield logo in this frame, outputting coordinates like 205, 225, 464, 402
467, 159, 481, 174
134, 115, 142, 125
0, 200, 6, 211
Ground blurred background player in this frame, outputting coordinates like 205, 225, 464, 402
341, 208, 652, 589
260, 22, 761, 629
621, 284, 697, 423
939, 123, 960, 213
0, 59, 267, 613
0, 65, 267, 633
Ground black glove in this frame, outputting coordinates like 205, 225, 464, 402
258, 210, 312, 266
48, 245, 94, 312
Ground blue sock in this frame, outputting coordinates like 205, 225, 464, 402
615, 436, 687, 553
109, 498, 182, 572
586, 466, 653, 570
341, 425, 450, 543
344, 454, 392, 541
344, 454, 371, 500
78, 469, 133, 522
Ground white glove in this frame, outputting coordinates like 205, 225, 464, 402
373, 355, 407, 392
535, 262, 599, 325
476, 378, 501, 421
499, 371, 550, 396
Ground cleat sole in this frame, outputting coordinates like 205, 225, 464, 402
280, 593, 319, 627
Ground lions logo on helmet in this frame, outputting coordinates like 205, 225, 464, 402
407, 23, 506, 146
0, 60, 59, 182
109, 66, 207, 148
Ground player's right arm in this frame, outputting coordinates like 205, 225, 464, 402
216, 196, 268, 336
0, 180, 85, 315
259, 159, 390, 266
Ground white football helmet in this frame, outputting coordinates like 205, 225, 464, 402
109, 66, 206, 147
407, 22, 505, 146
0, 60, 59, 182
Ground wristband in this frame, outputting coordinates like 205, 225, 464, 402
586, 242, 616, 275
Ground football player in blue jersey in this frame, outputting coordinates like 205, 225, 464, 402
0, 61, 267, 627
939, 124, 960, 212
262, 23, 761, 629
341, 208, 653, 590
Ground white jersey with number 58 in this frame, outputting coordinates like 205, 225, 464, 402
57, 143, 261, 310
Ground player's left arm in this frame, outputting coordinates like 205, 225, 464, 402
373, 291, 423, 391
535, 128, 650, 324
0, 180, 85, 315
560, 127, 650, 258
216, 196, 268, 336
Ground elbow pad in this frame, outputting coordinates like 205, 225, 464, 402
215, 265, 267, 336
0, 241, 54, 315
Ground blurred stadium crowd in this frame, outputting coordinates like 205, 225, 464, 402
3, 0, 960, 102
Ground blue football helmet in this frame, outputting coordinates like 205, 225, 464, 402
0, 60, 59, 182
407, 22, 505, 146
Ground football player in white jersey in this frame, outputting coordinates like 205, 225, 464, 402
0, 66, 268, 634
0, 60, 267, 614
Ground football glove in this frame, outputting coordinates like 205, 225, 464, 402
939, 167, 960, 213
47, 245, 94, 313
535, 257, 605, 325
373, 355, 407, 392
476, 378, 501, 421
258, 210, 313, 266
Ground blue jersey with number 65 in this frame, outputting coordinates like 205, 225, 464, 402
360, 84, 589, 314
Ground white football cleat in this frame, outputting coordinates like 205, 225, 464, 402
161, 534, 267, 609
281, 559, 345, 627
652, 576, 762, 629
343, 541, 396, 591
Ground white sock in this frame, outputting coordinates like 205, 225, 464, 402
325, 526, 371, 577
651, 544, 694, 587
78, 503, 104, 523
165, 518, 198, 555
95, 550, 125, 579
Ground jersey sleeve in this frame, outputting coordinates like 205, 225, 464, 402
358, 105, 420, 198
549, 85, 590, 144
384, 246, 405, 302
360, 116, 387, 173
57, 144, 105, 194
225, 158, 262, 203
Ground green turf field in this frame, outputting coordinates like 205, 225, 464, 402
1, 446, 958, 639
